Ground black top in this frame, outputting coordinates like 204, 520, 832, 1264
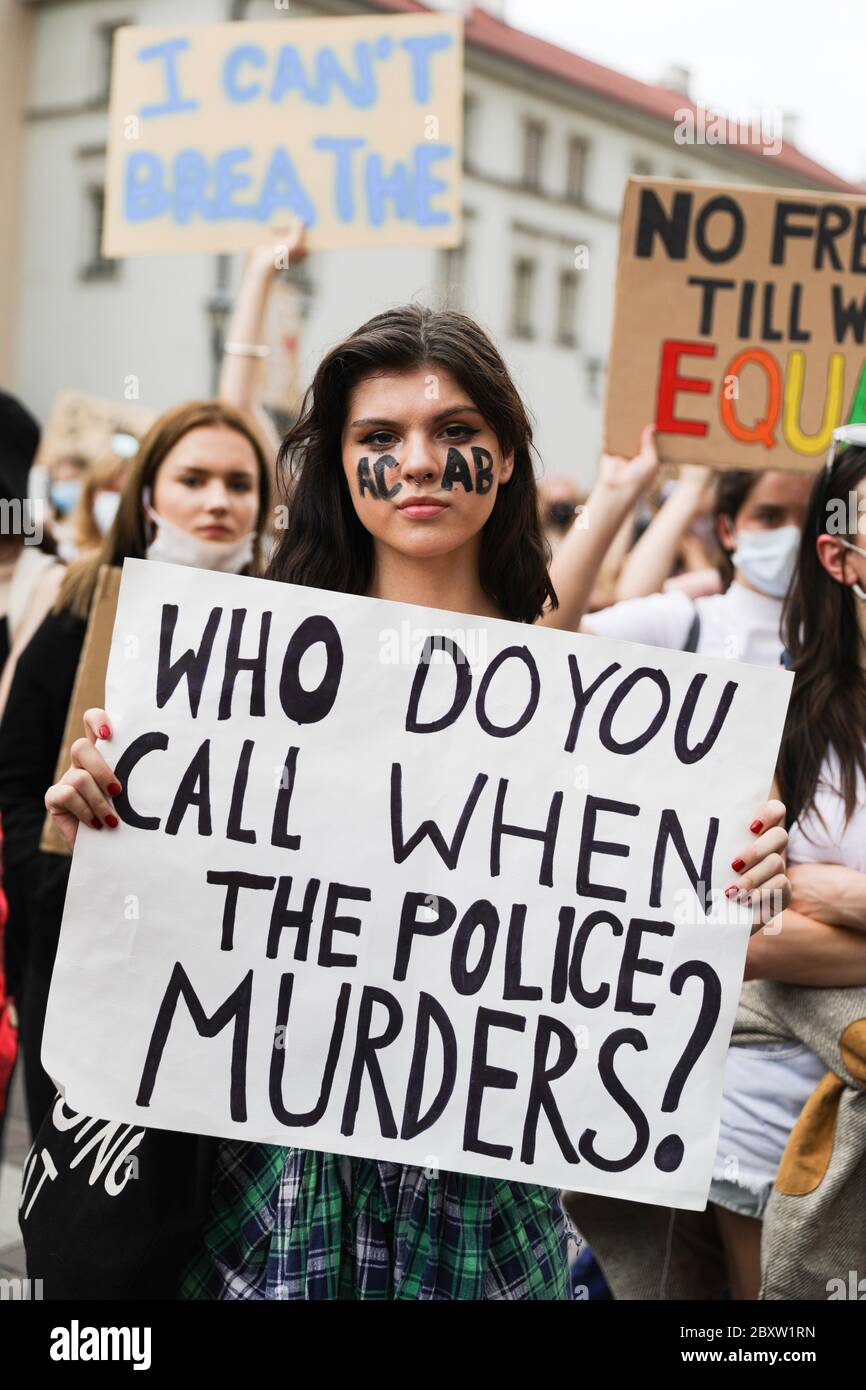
0, 607, 86, 997
2, 602, 222, 1300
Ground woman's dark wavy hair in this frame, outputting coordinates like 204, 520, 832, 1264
777, 446, 866, 831
265, 304, 557, 624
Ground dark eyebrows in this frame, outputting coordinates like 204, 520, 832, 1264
349, 406, 483, 429
174, 464, 255, 478
432, 405, 483, 425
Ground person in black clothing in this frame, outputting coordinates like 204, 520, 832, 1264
0, 390, 43, 672
0, 391, 59, 1159
0, 393, 43, 1026
0, 399, 271, 1139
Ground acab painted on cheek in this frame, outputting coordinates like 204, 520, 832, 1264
355, 445, 495, 502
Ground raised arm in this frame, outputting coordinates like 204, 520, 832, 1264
219, 221, 308, 468
615, 463, 714, 601
589, 506, 636, 611
538, 424, 659, 631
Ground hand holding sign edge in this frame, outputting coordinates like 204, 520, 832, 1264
44, 706, 122, 847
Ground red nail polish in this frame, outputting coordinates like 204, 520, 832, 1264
91, 818, 102, 830
731, 858, 746, 872
724, 886, 739, 899
107, 782, 122, 797
105, 814, 119, 829
750, 820, 763, 834
98, 725, 111, 740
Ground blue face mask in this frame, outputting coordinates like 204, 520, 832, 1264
49, 478, 82, 517
731, 524, 801, 598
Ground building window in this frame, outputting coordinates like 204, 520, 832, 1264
556, 269, 579, 346
632, 157, 653, 177
585, 356, 605, 400
96, 21, 128, 104
522, 118, 546, 191
565, 137, 588, 203
511, 258, 536, 338
81, 185, 118, 280
463, 94, 478, 173
440, 241, 467, 309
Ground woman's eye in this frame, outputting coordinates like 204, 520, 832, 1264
441, 424, 478, 441
229, 479, 253, 492
363, 432, 398, 450
180, 475, 203, 487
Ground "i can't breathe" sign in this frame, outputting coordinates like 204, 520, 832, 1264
103, 13, 463, 256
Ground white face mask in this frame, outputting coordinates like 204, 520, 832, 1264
93, 490, 121, 535
838, 538, 866, 601
731, 524, 800, 598
143, 496, 255, 574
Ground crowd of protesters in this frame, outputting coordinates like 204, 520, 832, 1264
0, 225, 864, 1301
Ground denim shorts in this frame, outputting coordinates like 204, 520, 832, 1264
710, 1039, 827, 1221
708, 1175, 772, 1220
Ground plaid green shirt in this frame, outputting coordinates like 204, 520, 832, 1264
180, 1144, 573, 1300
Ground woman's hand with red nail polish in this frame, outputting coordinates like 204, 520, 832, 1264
731, 797, 791, 931
44, 706, 121, 849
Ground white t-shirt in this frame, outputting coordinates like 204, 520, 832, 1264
787, 753, 866, 873
583, 582, 785, 667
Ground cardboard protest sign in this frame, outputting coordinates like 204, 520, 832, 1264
44, 559, 791, 1209
40, 566, 122, 857
34, 392, 154, 471
103, 14, 463, 257
605, 178, 866, 471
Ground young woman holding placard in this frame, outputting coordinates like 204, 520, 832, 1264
44, 305, 790, 1300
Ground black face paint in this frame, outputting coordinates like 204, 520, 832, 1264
356, 457, 378, 499
442, 447, 474, 492
472, 446, 495, 494
373, 455, 402, 500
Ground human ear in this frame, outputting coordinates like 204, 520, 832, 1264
716, 513, 735, 553
499, 451, 515, 485
816, 533, 857, 586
